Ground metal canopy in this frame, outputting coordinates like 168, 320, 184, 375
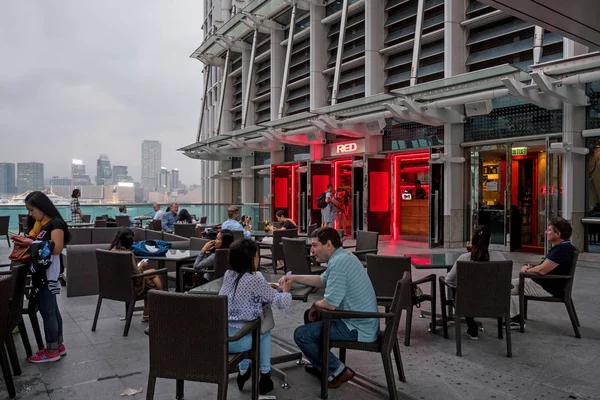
479, 0, 600, 48
392, 64, 528, 101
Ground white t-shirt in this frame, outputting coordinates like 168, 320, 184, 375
153, 210, 164, 220
445, 251, 506, 287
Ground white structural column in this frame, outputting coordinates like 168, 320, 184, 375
365, 0, 384, 95
330, 0, 349, 105
242, 29, 258, 128
215, 50, 231, 135
220, 160, 233, 203
278, 3, 298, 118
241, 155, 255, 203
562, 39, 587, 250
409, 0, 425, 86
196, 66, 211, 142
443, 0, 468, 248
310, 4, 329, 109
271, 29, 285, 120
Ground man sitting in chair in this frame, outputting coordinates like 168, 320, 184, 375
508, 217, 576, 329
279, 227, 378, 389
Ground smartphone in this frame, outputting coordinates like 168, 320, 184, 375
137, 259, 149, 267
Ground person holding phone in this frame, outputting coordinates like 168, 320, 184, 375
109, 227, 163, 322
192, 230, 235, 281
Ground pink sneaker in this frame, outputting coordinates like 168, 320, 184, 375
29, 348, 61, 364
35, 344, 66, 357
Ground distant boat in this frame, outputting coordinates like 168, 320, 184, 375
6, 190, 70, 206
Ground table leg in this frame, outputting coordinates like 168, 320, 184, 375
270, 352, 303, 389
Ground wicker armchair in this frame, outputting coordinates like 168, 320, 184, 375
231, 230, 245, 241
343, 230, 378, 266
306, 223, 318, 238
115, 215, 132, 228
150, 220, 161, 231
93, 249, 167, 336
320, 272, 410, 399
146, 291, 261, 400
259, 229, 298, 273
179, 248, 229, 291
439, 261, 513, 357
519, 250, 581, 338
18, 214, 28, 236
174, 224, 197, 239
0, 216, 9, 247
2, 265, 31, 360
94, 219, 107, 228
0, 275, 15, 398
366, 254, 436, 346
283, 237, 326, 275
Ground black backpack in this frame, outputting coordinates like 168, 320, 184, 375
316, 192, 328, 209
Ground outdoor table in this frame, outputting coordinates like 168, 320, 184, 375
67, 222, 95, 228
134, 216, 152, 221
190, 272, 314, 388
135, 250, 201, 292
196, 223, 219, 229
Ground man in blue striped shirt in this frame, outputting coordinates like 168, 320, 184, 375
279, 227, 378, 389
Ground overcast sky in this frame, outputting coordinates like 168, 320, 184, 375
0, 1, 205, 185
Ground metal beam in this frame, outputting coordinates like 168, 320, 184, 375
383, 103, 443, 126
501, 77, 562, 109
242, 12, 286, 30
330, 0, 349, 105
241, 29, 258, 129
532, 26, 544, 65
196, 66, 211, 142
198, 55, 225, 67
278, 2, 298, 118
529, 72, 589, 106
409, 0, 425, 86
398, 99, 466, 124
215, 50, 231, 135
214, 34, 251, 52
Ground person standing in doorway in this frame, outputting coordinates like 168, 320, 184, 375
321, 184, 340, 228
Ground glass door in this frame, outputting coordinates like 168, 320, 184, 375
297, 165, 308, 232
470, 145, 511, 250
363, 155, 391, 235
308, 162, 332, 226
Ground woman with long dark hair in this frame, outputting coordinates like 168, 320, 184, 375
12, 191, 70, 363
219, 239, 293, 395
176, 208, 196, 224
109, 227, 163, 322
445, 226, 506, 340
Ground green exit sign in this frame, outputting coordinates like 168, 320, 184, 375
512, 147, 527, 156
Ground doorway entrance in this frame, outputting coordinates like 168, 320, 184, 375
468, 140, 562, 253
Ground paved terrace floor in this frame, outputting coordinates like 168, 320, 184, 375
1, 240, 599, 400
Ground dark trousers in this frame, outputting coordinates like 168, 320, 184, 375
38, 285, 63, 350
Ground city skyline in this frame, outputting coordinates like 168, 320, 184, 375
0, 2, 204, 186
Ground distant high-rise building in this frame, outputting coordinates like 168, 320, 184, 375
17, 162, 44, 192
112, 165, 131, 183
0, 163, 16, 195
171, 168, 180, 190
158, 166, 170, 191
141, 140, 161, 190
50, 176, 72, 186
96, 155, 112, 185
72, 159, 91, 186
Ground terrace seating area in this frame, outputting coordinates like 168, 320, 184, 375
1, 236, 599, 400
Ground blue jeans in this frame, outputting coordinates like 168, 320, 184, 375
228, 326, 271, 373
294, 314, 358, 380
37, 285, 63, 350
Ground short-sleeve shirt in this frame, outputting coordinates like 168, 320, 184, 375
32, 219, 68, 295
70, 198, 82, 223
532, 241, 576, 297
282, 219, 297, 230
320, 247, 378, 342
325, 192, 333, 213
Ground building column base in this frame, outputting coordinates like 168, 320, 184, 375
568, 211, 585, 251
444, 210, 464, 249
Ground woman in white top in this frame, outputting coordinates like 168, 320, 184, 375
445, 226, 505, 340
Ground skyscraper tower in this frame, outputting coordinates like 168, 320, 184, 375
141, 140, 162, 190
71, 159, 91, 186
171, 168, 180, 190
17, 162, 44, 192
0, 163, 16, 195
96, 154, 113, 185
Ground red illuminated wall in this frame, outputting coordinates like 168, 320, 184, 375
369, 171, 390, 212
274, 177, 288, 208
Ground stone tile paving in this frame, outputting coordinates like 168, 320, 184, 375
1, 241, 599, 400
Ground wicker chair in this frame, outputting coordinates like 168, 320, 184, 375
231, 230, 245, 241
94, 219, 107, 228
0, 216, 9, 247
343, 230, 378, 266
146, 291, 261, 400
115, 215, 132, 228
174, 224, 197, 239
151, 220, 162, 231
82, 215, 91, 223
320, 272, 410, 399
200, 216, 208, 224
18, 214, 28, 236
282, 237, 326, 275
439, 261, 513, 357
93, 249, 168, 336
179, 248, 229, 291
0, 275, 15, 398
366, 254, 436, 346
1, 265, 31, 361
519, 250, 581, 338
190, 237, 210, 251
306, 223, 318, 238
259, 229, 298, 273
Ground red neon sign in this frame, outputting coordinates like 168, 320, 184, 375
336, 142, 358, 154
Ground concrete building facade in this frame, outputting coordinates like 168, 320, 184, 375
182, 0, 600, 254
17, 162, 44, 193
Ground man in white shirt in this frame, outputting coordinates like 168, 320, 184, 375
153, 204, 164, 220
